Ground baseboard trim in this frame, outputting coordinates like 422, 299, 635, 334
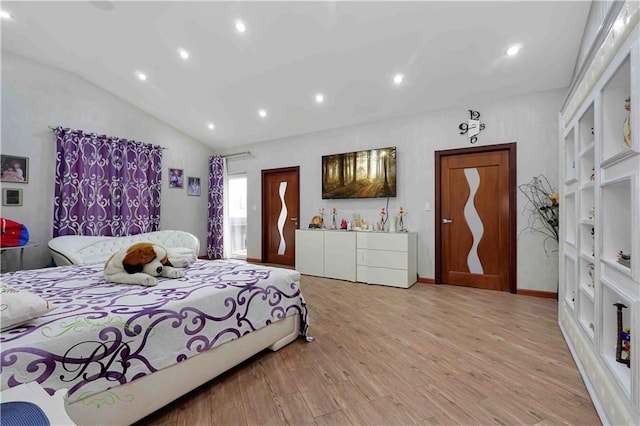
417, 277, 435, 284
246, 257, 262, 264
517, 289, 557, 299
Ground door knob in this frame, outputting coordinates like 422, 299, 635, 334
442, 218, 453, 224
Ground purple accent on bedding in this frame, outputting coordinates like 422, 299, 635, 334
53, 127, 163, 237
0, 260, 309, 402
207, 155, 224, 259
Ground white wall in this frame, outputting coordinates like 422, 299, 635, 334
222, 89, 564, 292
1, 52, 213, 270
1, 51, 563, 292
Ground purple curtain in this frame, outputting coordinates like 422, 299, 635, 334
53, 127, 163, 237
207, 155, 224, 259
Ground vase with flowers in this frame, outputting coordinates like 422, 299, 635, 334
518, 175, 559, 254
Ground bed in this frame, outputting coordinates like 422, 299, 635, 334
1, 232, 310, 425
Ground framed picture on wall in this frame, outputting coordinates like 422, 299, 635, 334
1, 155, 28, 183
169, 168, 184, 188
187, 177, 201, 196
2, 188, 23, 206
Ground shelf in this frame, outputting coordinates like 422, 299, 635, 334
579, 104, 595, 152
579, 141, 595, 157
601, 149, 637, 168
579, 181, 595, 190
564, 192, 576, 246
579, 256, 595, 299
579, 224, 595, 270
580, 251, 595, 262
579, 185, 595, 224
602, 257, 632, 278
578, 291, 595, 342
564, 128, 576, 184
579, 317, 595, 342
580, 284, 595, 302
601, 177, 633, 273
602, 354, 631, 397
600, 261, 636, 300
600, 283, 632, 398
601, 54, 633, 163
563, 254, 577, 310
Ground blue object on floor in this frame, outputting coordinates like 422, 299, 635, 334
0, 401, 50, 426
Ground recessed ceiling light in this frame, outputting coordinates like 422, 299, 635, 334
0, 10, 13, 20
136, 71, 147, 81
235, 19, 247, 33
505, 44, 522, 57
258, 109, 267, 118
208, 123, 215, 130
393, 73, 404, 85
177, 48, 190, 60
315, 93, 324, 104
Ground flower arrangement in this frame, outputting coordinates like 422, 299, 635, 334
518, 175, 559, 253
379, 208, 386, 228
318, 208, 325, 228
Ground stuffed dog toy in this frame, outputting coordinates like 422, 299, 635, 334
104, 242, 191, 286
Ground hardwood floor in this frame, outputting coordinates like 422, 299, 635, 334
136, 276, 600, 425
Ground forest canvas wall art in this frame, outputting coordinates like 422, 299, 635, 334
322, 147, 396, 199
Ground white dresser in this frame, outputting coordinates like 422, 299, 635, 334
323, 231, 357, 281
295, 230, 417, 288
356, 232, 417, 288
294, 229, 325, 277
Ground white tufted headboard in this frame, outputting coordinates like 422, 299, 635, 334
48, 230, 201, 266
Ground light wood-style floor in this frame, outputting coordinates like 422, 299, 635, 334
136, 276, 600, 425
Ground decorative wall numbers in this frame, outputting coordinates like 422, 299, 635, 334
459, 110, 486, 144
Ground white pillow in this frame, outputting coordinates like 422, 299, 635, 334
0, 283, 56, 332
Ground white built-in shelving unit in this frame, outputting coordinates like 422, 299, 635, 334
559, 8, 639, 424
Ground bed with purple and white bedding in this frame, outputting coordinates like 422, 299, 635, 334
1, 260, 309, 424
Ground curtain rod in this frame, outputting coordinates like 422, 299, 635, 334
222, 151, 251, 159
48, 126, 167, 150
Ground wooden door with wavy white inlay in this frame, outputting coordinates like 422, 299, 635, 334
436, 144, 516, 292
261, 167, 300, 266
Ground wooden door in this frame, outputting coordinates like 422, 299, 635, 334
261, 167, 300, 266
435, 143, 516, 292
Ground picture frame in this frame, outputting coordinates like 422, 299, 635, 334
187, 177, 201, 196
168, 168, 184, 188
2, 188, 23, 206
1, 155, 29, 183
322, 146, 396, 199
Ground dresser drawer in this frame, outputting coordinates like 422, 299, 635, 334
357, 249, 408, 269
356, 232, 408, 251
357, 266, 412, 288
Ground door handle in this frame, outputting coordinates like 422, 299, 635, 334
291, 217, 298, 222
442, 218, 453, 224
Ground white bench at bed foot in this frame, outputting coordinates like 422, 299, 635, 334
48, 230, 200, 266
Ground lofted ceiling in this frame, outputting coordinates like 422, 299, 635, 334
1, 1, 591, 150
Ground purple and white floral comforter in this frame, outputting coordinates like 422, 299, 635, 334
0, 260, 309, 402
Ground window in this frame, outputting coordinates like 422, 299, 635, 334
227, 174, 247, 259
